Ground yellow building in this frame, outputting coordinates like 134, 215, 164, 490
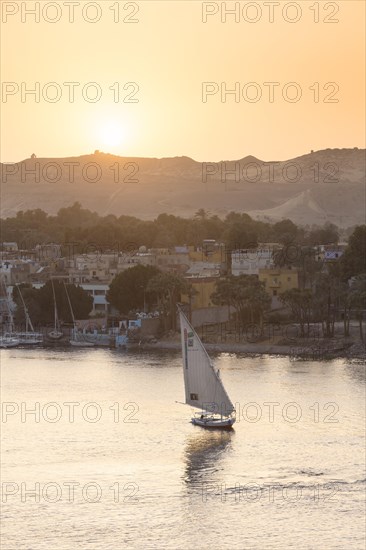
181, 278, 217, 310
258, 268, 299, 298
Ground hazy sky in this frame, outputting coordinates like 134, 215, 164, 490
1, 0, 365, 162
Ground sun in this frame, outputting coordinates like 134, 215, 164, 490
99, 121, 125, 150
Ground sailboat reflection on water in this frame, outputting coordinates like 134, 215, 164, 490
184, 430, 233, 486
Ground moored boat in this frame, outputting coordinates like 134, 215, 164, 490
64, 282, 95, 347
0, 335, 20, 348
14, 331, 43, 345
14, 285, 43, 345
0, 281, 20, 348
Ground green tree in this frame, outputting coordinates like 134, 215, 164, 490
209, 277, 236, 321
307, 223, 339, 246
312, 273, 339, 337
147, 272, 190, 331
279, 288, 313, 337
12, 282, 93, 325
340, 225, 366, 280
57, 202, 99, 228
211, 275, 270, 329
272, 219, 299, 245
349, 274, 366, 342
337, 282, 353, 337
12, 284, 42, 327
194, 208, 209, 220
107, 265, 161, 314
223, 224, 258, 254
38, 281, 93, 323
273, 245, 322, 290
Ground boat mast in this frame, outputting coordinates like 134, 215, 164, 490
63, 282, 76, 325
2, 280, 15, 332
17, 284, 35, 332
51, 279, 60, 331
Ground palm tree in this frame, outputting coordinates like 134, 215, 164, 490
349, 274, 366, 342
211, 275, 270, 331
194, 208, 209, 220
147, 272, 190, 331
280, 288, 313, 337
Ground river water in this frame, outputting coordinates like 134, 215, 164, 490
1, 348, 365, 549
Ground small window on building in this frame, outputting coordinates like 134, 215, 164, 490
190, 393, 199, 401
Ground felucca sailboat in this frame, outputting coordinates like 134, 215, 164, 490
178, 306, 236, 429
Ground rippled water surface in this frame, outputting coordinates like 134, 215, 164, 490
1, 348, 365, 549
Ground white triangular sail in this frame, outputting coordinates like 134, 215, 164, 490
179, 308, 234, 416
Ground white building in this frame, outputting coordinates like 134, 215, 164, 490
80, 283, 109, 315
68, 254, 118, 283
231, 248, 274, 276
117, 251, 156, 272
0, 259, 37, 285
32, 282, 109, 316
185, 262, 221, 279
1, 242, 18, 252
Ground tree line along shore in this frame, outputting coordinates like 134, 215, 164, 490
1, 205, 365, 359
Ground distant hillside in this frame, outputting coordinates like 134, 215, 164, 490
1, 148, 364, 226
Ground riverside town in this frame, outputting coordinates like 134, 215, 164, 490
1, 206, 364, 359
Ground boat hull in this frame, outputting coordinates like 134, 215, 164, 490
191, 416, 236, 429
47, 330, 64, 340
70, 340, 94, 347
12, 332, 43, 345
0, 337, 20, 349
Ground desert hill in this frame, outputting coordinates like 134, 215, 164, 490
1, 148, 364, 226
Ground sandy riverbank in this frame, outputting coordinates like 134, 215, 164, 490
142, 337, 365, 360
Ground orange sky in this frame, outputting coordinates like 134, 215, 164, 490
1, 0, 365, 162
